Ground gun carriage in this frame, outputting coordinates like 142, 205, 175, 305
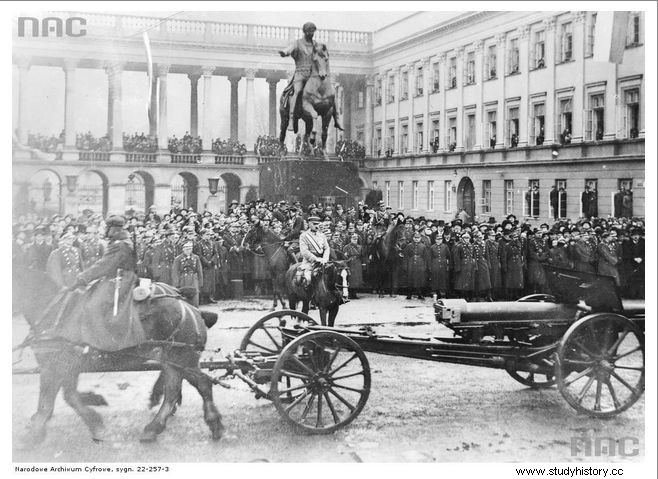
14, 268, 644, 436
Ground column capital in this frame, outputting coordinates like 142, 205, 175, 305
495, 32, 506, 45
438, 52, 448, 63
156, 63, 170, 77
407, 61, 417, 70
16, 57, 31, 70
573, 11, 587, 24
200, 65, 215, 77
518, 25, 530, 40
228, 75, 241, 86
474, 40, 485, 53
63, 58, 78, 72
456, 47, 465, 58
422, 56, 431, 67
266, 76, 279, 86
104, 61, 124, 77
543, 17, 557, 32
188, 72, 201, 82
244, 68, 257, 79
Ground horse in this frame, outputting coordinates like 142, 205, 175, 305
285, 261, 350, 327
242, 224, 291, 310
13, 269, 224, 446
279, 42, 342, 158
368, 221, 398, 297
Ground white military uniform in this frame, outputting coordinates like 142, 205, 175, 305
298, 229, 330, 283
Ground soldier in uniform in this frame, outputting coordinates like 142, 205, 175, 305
485, 230, 503, 300
27, 226, 54, 272
500, 230, 525, 299
46, 232, 83, 288
454, 231, 476, 300
172, 241, 204, 307
429, 232, 451, 299
152, 229, 177, 284
473, 230, 492, 301
392, 217, 414, 295
526, 229, 549, 293
195, 229, 218, 304
80, 224, 105, 269
403, 231, 429, 300
570, 231, 596, 273
223, 222, 245, 289
342, 234, 364, 299
297, 215, 330, 289
597, 231, 621, 286
214, 235, 229, 300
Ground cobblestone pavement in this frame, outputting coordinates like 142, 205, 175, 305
12, 294, 644, 463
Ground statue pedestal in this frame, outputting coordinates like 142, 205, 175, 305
259, 159, 361, 207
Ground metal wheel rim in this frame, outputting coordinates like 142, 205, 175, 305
556, 313, 644, 417
506, 368, 556, 388
270, 331, 371, 434
239, 310, 317, 355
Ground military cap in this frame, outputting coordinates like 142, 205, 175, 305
405, 217, 414, 224
307, 215, 321, 222
106, 215, 125, 228
412, 231, 421, 238
231, 199, 239, 205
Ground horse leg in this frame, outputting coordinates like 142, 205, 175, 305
180, 367, 224, 441
320, 114, 330, 159
331, 105, 344, 131
319, 307, 327, 327
327, 305, 339, 328
149, 372, 181, 412
22, 368, 63, 447
140, 365, 182, 443
61, 375, 106, 442
301, 299, 310, 315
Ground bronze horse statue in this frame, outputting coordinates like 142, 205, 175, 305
242, 223, 292, 310
13, 270, 224, 446
285, 261, 350, 327
279, 42, 342, 157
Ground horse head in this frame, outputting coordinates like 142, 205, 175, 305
313, 43, 330, 80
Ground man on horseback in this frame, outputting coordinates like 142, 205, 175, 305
279, 22, 318, 129
297, 215, 330, 289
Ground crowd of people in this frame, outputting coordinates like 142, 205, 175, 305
13, 200, 645, 309
212, 138, 247, 156
168, 132, 203, 155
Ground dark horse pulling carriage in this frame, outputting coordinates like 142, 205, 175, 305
14, 267, 644, 442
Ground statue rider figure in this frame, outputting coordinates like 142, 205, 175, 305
279, 22, 319, 129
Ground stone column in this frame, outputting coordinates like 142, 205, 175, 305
188, 72, 201, 137
423, 58, 431, 152
149, 75, 158, 137
201, 66, 214, 151
518, 25, 530, 147
342, 77, 352, 141
407, 63, 415, 153
495, 34, 507, 149
266, 77, 279, 137
63, 59, 78, 147
157, 64, 170, 150
16, 57, 31, 144
439, 54, 447, 152
474, 42, 484, 149
244, 68, 257, 149
228, 76, 240, 140
106, 62, 124, 150
381, 71, 388, 152
395, 68, 402, 153
572, 12, 586, 143
455, 48, 465, 151
544, 18, 557, 144
364, 75, 374, 156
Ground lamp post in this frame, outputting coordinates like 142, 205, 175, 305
208, 177, 219, 196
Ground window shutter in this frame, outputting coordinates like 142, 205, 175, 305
584, 109, 592, 141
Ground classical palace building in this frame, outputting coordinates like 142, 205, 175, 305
12, 11, 645, 221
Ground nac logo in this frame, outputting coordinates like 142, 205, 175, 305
17, 17, 87, 37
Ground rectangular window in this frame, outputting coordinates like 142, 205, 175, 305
530, 102, 545, 145
431, 119, 440, 152
415, 123, 423, 153
432, 62, 440, 92
385, 181, 391, 206
427, 181, 435, 210
487, 110, 497, 148
375, 79, 382, 106
586, 14, 597, 57
507, 106, 519, 147
412, 181, 419, 209
585, 94, 605, 141
623, 88, 640, 138
555, 179, 567, 218
532, 30, 546, 69
482, 180, 491, 214
504, 180, 515, 215
398, 181, 404, 209
401, 124, 409, 153
560, 22, 573, 62
583, 179, 597, 217
464, 51, 475, 85
416, 66, 424, 96
374, 128, 382, 156
558, 98, 573, 144
444, 180, 453, 212
401, 71, 409, 100
387, 75, 395, 103
627, 13, 641, 46
508, 38, 520, 74
618, 178, 632, 191
357, 91, 364, 109
449, 57, 457, 89
447, 116, 457, 151
466, 113, 476, 150
387, 126, 395, 155
525, 179, 540, 217
485, 45, 497, 79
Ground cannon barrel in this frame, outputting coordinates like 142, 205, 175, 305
434, 299, 583, 325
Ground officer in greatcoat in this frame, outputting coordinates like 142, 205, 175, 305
485, 230, 503, 300
473, 230, 492, 301
596, 231, 621, 286
454, 231, 476, 300
194, 229, 218, 304
429, 232, 451, 298
526, 230, 549, 293
46, 232, 83, 288
172, 241, 204, 307
342, 233, 364, 299
500, 230, 525, 299
403, 231, 430, 300
152, 229, 177, 284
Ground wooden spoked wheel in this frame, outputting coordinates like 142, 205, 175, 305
270, 331, 371, 434
506, 367, 556, 388
240, 310, 317, 356
556, 313, 644, 417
